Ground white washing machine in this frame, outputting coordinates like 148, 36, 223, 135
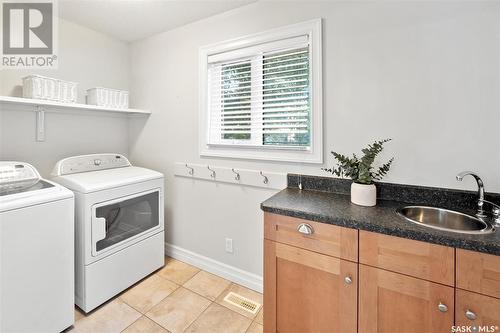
51, 154, 165, 313
0, 161, 74, 333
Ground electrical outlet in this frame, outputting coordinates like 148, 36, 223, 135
225, 238, 233, 253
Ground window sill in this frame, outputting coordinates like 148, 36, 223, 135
200, 145, 323, 164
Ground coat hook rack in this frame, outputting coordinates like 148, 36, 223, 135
207, 165, 216, 178
260, 171, 269, 184
174, 162, 286, 190
231, 168, 240, 181
185, 164, 194, 175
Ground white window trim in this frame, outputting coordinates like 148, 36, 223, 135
199, 18, 323, 164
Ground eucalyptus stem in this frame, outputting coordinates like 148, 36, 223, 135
322, 139, 394, 185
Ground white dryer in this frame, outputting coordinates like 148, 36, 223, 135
0, 161, 74, 333
51, 154, 165, 313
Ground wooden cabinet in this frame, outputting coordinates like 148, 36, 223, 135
455, 289, 500, 329
456, 250, 500, 330
264, 213, 358, 333
359, 265, 454, 333
359, 231, 456, 333
457, 249, 500, 299
264, 239, 357, 333
360, 231, 455, 285
263, 213, 500, 333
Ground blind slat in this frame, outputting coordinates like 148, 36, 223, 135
215, 59, 308, 73
220, 119, 308, 126
215, 83, 308, 95
216, 98, 309, 111
215, 89, 308, 102
219, 129, 309, 134
217, 95, 309, 107
217, 75, 309, 91
212, 111, 308, 119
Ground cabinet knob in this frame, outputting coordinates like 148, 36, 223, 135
438, 302, 448, 313
465, 310, 477, 320
297, 223, 314, 235
344, 276, 353, 285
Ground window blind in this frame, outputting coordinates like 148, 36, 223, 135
207, 40, 311, 148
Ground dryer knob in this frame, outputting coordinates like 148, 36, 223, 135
94, 159, 102, 166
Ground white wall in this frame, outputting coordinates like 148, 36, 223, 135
0, 19, 130, 176
128, 1, 500, 286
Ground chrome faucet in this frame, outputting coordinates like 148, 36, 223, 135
456, 171, 485, 217
456, 171, 500, 224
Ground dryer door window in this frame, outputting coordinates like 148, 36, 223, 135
92, 189, 160, 256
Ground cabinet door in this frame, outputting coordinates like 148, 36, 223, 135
457, 249, 500, 299
264, 239, 357, 333
359, 265, 454, 333
456, 289, 500, 329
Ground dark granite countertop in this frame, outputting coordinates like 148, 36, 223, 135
261, 175, 500, 256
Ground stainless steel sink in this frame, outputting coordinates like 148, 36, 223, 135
397, 206, 494, 234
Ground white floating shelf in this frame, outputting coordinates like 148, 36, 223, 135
0, 95, 150, 142
0, 96, 151, 115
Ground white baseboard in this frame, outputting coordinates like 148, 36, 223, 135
164, 243, 263, 293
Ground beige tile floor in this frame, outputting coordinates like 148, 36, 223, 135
69, 257, 263, 333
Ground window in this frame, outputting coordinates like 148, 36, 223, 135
200, 19, 322, 163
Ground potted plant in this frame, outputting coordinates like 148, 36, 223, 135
323, 139, 394, 206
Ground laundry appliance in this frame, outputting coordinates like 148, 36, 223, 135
51, 154, 165, 312
0, 161, 74, 333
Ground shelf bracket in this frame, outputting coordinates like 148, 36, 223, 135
35, 105, 45, 142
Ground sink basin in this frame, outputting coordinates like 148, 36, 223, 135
397, 206, 494, 234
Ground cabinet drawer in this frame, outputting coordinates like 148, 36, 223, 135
359, 231, 454, 285
264, 212, 358, 261
456, 289, 500, 329
457, 249, 500, 298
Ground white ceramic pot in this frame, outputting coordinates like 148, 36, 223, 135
351, 182, 377, 207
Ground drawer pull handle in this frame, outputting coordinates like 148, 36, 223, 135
344, 276, 353, 285
297, 223, 314, 235
438, 302, 448, 313
465, 310, 477, 320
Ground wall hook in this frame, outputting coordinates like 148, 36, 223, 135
185, 164, 194, 175
260, 171, 269, 184
231, 168, 240, 181
207, 165, 216, 178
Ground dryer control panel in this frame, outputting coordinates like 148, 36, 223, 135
51, 154, 131, 176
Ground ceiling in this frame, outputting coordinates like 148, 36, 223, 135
59, 0, 256, 42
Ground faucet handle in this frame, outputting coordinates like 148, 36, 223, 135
493, 207, 500, 226
479, 199, 500, 225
